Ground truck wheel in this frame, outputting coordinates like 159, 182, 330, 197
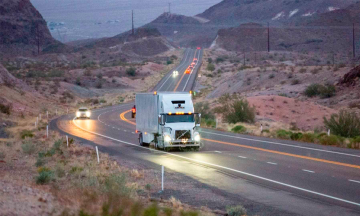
139, 133, 149, 147
139, 133, 144, 146
131, 113, 135, 118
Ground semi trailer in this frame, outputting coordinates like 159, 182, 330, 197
135, 92, 201, 151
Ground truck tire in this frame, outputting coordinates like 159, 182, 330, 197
139, 133, 149, 147
131, 113, 135, 118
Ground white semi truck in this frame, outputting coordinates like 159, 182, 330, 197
136, 92, 201, 151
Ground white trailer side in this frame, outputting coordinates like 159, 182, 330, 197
135, 93, 159, 134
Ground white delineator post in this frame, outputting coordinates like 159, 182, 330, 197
66, 135, 69, 147
328, 129, 331, 136
46, 125, 49, 138
216, 118, 218, 129
260, 124, 263, 132
96, 146, 100, 164
161, 165, 164, 191
35, 121, 37, 127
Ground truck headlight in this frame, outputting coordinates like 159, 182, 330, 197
76, 112, 80, 117
164, 135, 171, 143
86, 111, 91, 117
194, 133, 201, 142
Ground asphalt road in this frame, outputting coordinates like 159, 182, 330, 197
54, 48, 360, 216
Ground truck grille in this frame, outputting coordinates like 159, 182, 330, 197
175, 130, 191, 140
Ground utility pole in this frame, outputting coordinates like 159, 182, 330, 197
267, 22, 270, 52
353, 23, 356, 58
132, 10, 134, 35
243, 52, 246, 66
35, 23, 41, 55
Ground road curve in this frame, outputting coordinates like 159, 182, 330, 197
53, 49, 360, 215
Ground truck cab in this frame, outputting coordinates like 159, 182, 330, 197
136, 92, 201, 151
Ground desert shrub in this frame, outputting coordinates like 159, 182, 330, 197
291, 79, 300, 85
70, 166, 84, 173
207, 63, 215, 72
194, 102, 215, 121
226, 205, 247, 216
126, 67, 136, 76
324, 110, 360, 138
216, 57, 225, 64
261, 129, 270, 134
290, 132, 303, 141
348, 102, 360, 109
0, 103, 11, 115
276, 130, 292, 139
304, 84, 321, 97
35, 158, 45, 167
75, 77, 81, 86
36, 169, 53, 185
97, 73, 103, 79
224, 99, 256, 124
301, 133, 317, 143
21, 140, 36, 154
166, 60, 173, 65
319, 135, 342, 146
208, 58, 213, 63
204, 119, 216, 128
56, 165, 65, 178
318, 84, 336, 98
231, 125, 247, 133
103, 173, 130, 196
278, 93, 289, 97
269, 74, 275, 79
170, 55, 178, 60
48, 70, 64, 77
350, 137, 360, 149
96, 81, 102, 89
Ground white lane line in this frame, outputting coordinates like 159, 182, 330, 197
214, 151, 222, 153
202, 131, 360, 158
302, 169, 315, 173
72, 117, 360, 208
267, 162, 278, 165
165, 48, 193, 91
132, 132, 135, 134
349, 179, 360, 184
158, 49, 190, 91
238, 156, 247, 159
182, 49, 202, 91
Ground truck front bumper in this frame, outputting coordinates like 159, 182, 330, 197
164, 141, 200, 148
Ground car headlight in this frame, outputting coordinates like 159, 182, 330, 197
76, 112, 80, 117
86, 111, 91, 117
194, 133, 201, 142
164, 135, 171, 143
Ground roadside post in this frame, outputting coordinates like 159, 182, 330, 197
96, 146, 100, 164
56, 109, 58, 115
328, 129, 331, 136
35, 121, 37, 128
66, 135, 69, 147
161, 165, 164, 191
260, 124, 263, 132
46, 125, 48, 138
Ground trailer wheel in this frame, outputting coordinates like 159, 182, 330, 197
139, 133, 144, 146
139, 133, 149, 147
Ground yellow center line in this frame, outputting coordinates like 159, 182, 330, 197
173, 49, 198, 92
120, 110, 135, 125
119, 109, 359, 170
203, 138, 360, 170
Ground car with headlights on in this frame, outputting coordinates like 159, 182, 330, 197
173, 70, 179, 77
76, 107, 91, 119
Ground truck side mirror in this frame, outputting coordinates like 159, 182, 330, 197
195, 113, 201, 127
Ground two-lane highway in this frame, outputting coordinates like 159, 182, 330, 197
54, 48, 360, 215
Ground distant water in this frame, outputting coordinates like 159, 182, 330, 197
30, 0, 221, 42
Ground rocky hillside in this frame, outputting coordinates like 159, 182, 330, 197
85, 27, 174, 56
213, 1, 360, 55
0, 0, 63, 56
198, 0, 358, 25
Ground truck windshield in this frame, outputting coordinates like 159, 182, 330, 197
166, 115, 194, 123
